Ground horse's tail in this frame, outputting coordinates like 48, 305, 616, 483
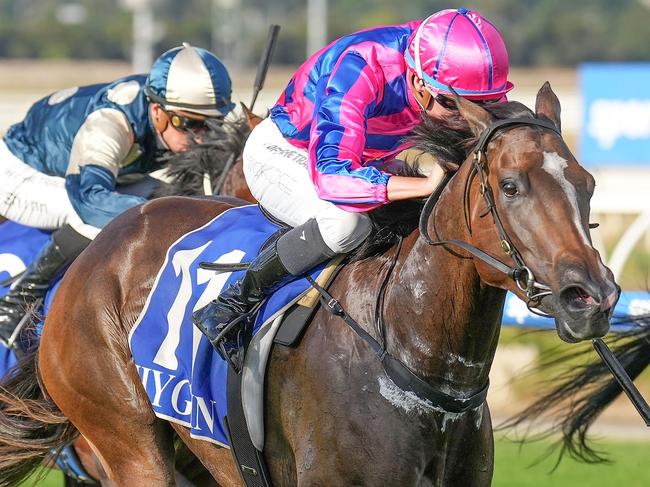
0, 347, 77, 487
501, 312, 650, 464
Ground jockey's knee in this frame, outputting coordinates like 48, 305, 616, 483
316, 209, 372, 254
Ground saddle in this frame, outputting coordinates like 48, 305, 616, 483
128, 204, 346, 473
225, 256, 342, 487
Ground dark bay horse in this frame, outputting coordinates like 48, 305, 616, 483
0, 84, 619, 486
152, 110, 257, 203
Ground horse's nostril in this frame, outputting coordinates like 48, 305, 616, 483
575, 287, 595, 305
560, 285, 598, 314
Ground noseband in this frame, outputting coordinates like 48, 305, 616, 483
419, 117, 561, 314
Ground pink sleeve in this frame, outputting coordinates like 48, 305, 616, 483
307, 50, 391, 210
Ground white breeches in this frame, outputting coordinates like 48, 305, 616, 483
242, 118, 372, 254
0, 140, 98, 239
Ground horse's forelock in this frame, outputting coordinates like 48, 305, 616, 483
410, 101, 536, 168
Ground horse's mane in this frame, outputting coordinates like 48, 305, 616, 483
152, 115, 251, 197
351, 100, 535, 261
499, 311, 650, 465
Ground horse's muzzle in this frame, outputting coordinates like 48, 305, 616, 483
553, 269, 620, 343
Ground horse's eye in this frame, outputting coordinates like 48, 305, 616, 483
500, 181, 518, 198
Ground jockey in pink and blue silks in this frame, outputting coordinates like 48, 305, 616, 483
193, 8, 515, 367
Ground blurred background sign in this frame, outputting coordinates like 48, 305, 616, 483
581, 63, 650, 167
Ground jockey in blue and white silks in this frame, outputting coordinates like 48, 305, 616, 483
4, 74, 161, 230
0, 43, 235, 348
192, 8, 515, 372
1, 43, 234, 231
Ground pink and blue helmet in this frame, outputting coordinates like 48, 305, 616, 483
405, 8, 514, 100
146, 43, 235, 117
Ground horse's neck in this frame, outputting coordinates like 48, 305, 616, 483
384, 169, 505, 397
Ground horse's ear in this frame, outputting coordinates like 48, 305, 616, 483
535, 81, 561, 133
240, 102, 263, 129
450, 87, 491, 136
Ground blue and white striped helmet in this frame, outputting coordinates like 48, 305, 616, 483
146, 42, 235, 117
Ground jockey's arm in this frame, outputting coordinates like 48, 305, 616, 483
308, 51, 438, 210
308, 51, 390, 209
386, 172, 441, 201
64, 108, 147, 228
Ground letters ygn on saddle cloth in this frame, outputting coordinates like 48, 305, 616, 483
128, 204, 326, 446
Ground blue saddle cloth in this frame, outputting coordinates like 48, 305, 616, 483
0, 221, 51, 373
129, 204, 325, 446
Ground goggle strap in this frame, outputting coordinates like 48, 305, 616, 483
413, 14, 436, 81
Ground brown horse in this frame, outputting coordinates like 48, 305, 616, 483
0, 83, 619, 486
61, 114, 258, 485
0, 114, 257, 486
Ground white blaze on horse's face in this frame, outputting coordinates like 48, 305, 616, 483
506, 138, 617, 342
541, 151, 591, 246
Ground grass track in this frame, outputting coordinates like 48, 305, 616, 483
493, 437, 650, 487
21, 438, 650, 486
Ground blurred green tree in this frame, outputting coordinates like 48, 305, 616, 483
0, 0, 649, 66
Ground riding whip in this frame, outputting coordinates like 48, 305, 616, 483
249, 24, 281, 112
592, 337, 650, 426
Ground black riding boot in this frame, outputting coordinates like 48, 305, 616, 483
192, 242, 293, 370
192, 218, 336, 371
0, 225, 90, 349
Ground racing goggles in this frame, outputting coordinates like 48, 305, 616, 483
434, 93, 504, 110
165, 110, 222, 134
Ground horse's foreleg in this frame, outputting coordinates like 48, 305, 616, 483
436, 404, 494, 487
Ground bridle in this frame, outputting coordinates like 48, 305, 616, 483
419, 117, 561, 314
